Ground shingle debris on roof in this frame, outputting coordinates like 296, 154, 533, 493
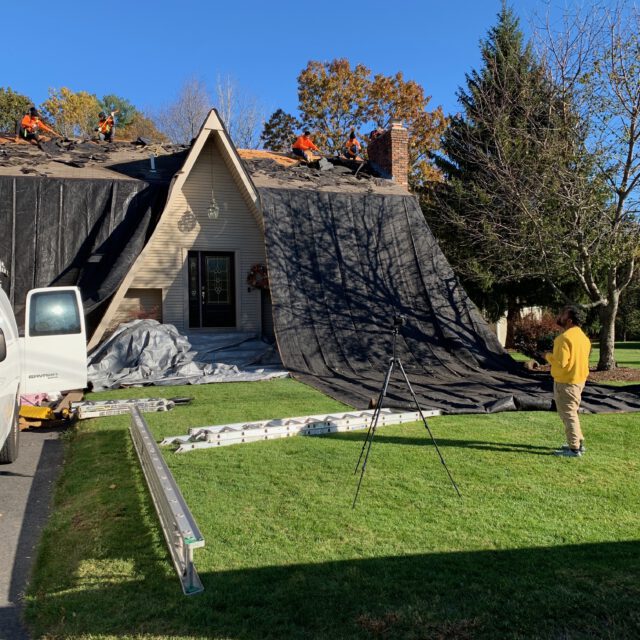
0, 135, 189, 183
238, 149, 407, 195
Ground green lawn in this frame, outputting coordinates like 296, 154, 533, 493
591, 341, 640, 368
25, 378, 640, 639
509, 341, 640, 369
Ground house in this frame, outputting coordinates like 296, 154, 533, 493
1, 110, 413, 352
89, 110, 266, 348
3, 115, 640, 415
0, 110, 414, 349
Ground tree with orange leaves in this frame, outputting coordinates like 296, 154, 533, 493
296, 58, 447, 189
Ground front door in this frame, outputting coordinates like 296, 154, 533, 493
188, 251, 236, 328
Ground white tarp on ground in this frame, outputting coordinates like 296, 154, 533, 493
87, 319, 288, 391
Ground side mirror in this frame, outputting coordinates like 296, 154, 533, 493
0, 328, 6, 362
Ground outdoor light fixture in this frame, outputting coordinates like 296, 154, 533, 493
207, 189, 219, 220
207, 145, 220, 220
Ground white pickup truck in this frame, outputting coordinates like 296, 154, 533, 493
0, 286, 87, 463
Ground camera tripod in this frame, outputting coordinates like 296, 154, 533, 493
353, 320, 461, 508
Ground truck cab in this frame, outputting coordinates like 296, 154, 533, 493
0, 286, 87, 463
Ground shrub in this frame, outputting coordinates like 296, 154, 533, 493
513, 311, 560, 363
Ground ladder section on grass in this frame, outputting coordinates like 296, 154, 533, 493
129, 407, 205, 595
161, 408, 441, 453
74, 398, 176, 419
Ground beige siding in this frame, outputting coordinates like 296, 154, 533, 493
116, 134, 265, 334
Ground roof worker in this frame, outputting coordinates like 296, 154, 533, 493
343, 130, 362, 160
544, 305, 592, 458
15, 107, 58, 144
292, 130, 319, 162
95, 110, 118, 143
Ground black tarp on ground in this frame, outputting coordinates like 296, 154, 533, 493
0, 176, 167, 326
259, 187, 640, 414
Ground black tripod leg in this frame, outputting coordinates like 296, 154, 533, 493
352, 359, 395, 508
397, 360, 461, 497
354, 358, 394, 474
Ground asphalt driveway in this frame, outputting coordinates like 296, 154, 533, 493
0, 427, 65, 640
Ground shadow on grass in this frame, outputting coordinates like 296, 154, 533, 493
25, 428, 640, 639
27, 539, 640, 639
328, 431, 554, 456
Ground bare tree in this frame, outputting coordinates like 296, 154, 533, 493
214, 75, 264, 148
535, 2, 640, 369
156, 77, 212, 144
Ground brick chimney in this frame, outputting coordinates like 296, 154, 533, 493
367, 119, 409, 188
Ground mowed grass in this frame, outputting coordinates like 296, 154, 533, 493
510, 341, 640, 368
591, 341, 640, 368
26, 378, 640, 639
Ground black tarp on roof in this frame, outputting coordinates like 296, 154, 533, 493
0, 175, 167, 327
259, 187, 640, 414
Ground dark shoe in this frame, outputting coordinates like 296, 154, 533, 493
554, 447, 583, 457
561, 441, 586, 453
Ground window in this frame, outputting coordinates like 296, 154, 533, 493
29, 290, 81, 337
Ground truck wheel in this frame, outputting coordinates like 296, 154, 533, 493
0, 399, 19, 464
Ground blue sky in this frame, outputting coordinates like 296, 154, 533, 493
2, 0, 568, 121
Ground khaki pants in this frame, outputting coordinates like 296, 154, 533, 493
554, 382, 585, 449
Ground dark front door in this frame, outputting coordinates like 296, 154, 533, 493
188, 251, 236, 328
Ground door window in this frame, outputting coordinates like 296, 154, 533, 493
205, 255, 231, 304
29, 290, 81, 336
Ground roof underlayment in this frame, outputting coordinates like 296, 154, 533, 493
258, 187, 640, 414
0, 136, 187, 327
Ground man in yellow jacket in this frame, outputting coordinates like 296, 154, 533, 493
545, 306, 591, 457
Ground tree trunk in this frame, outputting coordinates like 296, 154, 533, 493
597, 294, 619, 371
505, 302, 520, 349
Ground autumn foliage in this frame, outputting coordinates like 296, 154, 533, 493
296, 59, 447, 189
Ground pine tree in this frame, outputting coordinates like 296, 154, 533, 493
426, 4, 581, 326
260, 109, 300, 152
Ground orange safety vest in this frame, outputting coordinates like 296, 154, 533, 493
345, 137, 361, 150
21, 115, 42, 133
98, 115, 114, 134
292, 135, 318, 151
20, 115, 55, 135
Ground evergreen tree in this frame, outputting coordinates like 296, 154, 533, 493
260, 109, 300, 152
100, 94, 138, 128
426, 4, 585, 327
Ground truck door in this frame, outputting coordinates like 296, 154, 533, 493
21, 287, 88, 394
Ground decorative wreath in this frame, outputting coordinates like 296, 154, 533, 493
247, 263, 269, 290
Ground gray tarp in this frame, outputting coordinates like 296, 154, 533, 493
259, 187, 640, 414
87, 320, 287, 390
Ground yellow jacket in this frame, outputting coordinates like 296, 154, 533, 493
545, 326, 591, 384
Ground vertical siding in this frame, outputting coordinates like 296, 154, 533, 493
117, 134, 265, 334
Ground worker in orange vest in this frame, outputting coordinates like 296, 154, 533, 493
343, 131, 362, 160
15, 107, 58, 143
95, 110, 117, 142
292, 130, 319, 162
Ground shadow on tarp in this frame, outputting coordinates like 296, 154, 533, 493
259, 187, 640, 416
26, 540, 640, 639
